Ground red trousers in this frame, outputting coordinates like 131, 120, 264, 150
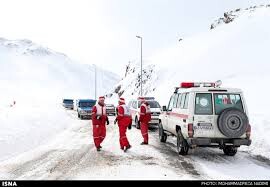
140, 122, 149, 143
118, 124, 130, 149
93, 124, 106, 148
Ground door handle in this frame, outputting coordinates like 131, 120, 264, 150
183, 119, 186, 123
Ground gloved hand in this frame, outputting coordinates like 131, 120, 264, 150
114, 118, 118, 124
106, 118, 110, 125
96, 116, 101, 120
128, 124, 132, 130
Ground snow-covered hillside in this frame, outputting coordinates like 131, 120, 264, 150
0, 38, 119, 103
112, 5, 270, 159
210, 4, 270, 29
0, 38, 119, 161
111, 61, 158, 98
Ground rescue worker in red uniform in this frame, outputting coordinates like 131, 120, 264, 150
92, 96, 109, 151
114, 97, 132, 152
139, 97, 151, 145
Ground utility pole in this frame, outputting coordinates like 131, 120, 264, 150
92, 64, 97, 100
136, 35, 143, 96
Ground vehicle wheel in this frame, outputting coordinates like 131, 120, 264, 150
223, 146, 237, 156
158, 122, 167, 143
177, 130, 189, 155
135, 117, 140, 129
218, 108, 248, 138
78, 113, 80, 119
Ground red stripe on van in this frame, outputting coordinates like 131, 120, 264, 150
168, 112, 188, 119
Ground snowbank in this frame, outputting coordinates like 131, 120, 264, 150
0, 38, 119, 161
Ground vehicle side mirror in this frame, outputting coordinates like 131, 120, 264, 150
162, 106, 167, 111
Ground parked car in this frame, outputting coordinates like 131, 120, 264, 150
106, 104, 116, 116
62, 99, 74, 110
128, 97, 161, 129
76, 99, 96, 119
158, 81, 251, 156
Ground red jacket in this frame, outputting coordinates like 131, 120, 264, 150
92, 103, 107, 126
117, 104, 132, 126
139, 102, 151, 123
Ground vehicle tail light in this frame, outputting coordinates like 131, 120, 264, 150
188, 123, 194, 138
246, 124, 251, 139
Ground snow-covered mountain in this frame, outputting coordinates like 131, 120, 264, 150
0, 38, 119, 104
111, 5, 270, 158
0, 38, 119, 161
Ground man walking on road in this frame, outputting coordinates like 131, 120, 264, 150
92, 96, 109, 151
139, 97, 151, 145
114, 97, 132, 152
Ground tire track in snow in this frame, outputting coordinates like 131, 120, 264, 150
148, 127, 270, 179
147, 128, 201, 178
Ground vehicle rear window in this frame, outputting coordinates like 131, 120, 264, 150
139, 100, 161, 108
63, 99, 73, 104
195, 93, 213, 115
79, 101, 96, 107
214, 93, 243, 115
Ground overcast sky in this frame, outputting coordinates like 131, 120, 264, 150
0, 0, 269, 76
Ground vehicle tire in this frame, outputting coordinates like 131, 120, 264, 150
135, 117, 140, 129
158, 122, 167, 143
78, 113, 80, 119
223, 145, 238, 156
218, 108, 248, 138
177, 130, 189, 155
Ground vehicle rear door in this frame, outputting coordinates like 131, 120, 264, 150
193, 93, 216, 138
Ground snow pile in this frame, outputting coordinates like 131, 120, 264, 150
115, 6, 270, 158
0, 38, 119, 161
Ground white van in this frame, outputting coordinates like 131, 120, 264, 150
128, 97, 161, 129
159, 81, 251, 156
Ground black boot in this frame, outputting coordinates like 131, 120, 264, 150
140, 142, 148, 145
124, 145, 131, 152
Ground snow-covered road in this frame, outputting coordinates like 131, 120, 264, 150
0, 110, 270, 180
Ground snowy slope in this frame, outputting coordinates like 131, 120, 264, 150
210, 4, 270, 29
112, 5, 270, 159
0, 38, 119, 161
0, 38, 119, 103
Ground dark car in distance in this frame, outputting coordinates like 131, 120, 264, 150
62, 99, 74, 110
